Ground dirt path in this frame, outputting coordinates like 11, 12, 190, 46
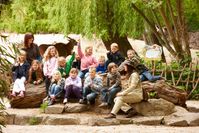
3, 125, 199, 133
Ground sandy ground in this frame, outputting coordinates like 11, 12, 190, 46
2, 125, 199, 133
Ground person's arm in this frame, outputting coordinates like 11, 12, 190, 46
77, 42, 84, 58
65, 52, 75, 75
117, 52, 125, 65
43, 61, 48, 76
90, 57, 98, 68
59, 78, 65, 90
50, 58, 58, 77
93, 77, 103, 92
84, 77, 91, 88
75, 77, 82, 88
64, 77, 71, 88
28, 69, 32, 83
106, 74, 110, 87
107, 52, 112, 60
120, 73, 139, 96
110, 73, 121, 89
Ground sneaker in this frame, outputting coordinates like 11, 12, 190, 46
98, 102, 108, 108
18, 91, 24, 97
48, 99, 54, 106
63, 98, 68, 104
105, 113, 116, 119
79, 99, 87, 104
43, 96, 49, 103
126, 108, 137, 118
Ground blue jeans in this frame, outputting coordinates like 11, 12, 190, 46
78, 69, 89, 79
140, 70, 161, 82
83, 86, 98, 103
49, 84, 62, 97
101, 86, 122, 105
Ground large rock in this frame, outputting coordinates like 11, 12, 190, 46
164, 106, 199, 127
88, 118, 120, 126
14, 115, 43, 125
132, 98, 175, 116
10, 83, 46, 108
64, 103, 90, 113
132, 116, 164, 125
45, 104, 64, 114
42, 115, 80, 125
186, 100, 199, 112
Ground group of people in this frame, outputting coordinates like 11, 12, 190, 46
11, 33, 162, 119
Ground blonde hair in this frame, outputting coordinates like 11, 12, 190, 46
51, 70, 62, 83
58, 56, 66, 66
111, 43, 119, 49
85, 46, 93, 54
17, 50, 27, 62
43, 46, 59, 62
98, 55, 105, 61
89, 67, 96, 73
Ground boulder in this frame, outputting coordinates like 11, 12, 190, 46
88, 118, 120, 126
10, 83, 46, 108
186, 100, 199, 112
64, 103, 90, 113
132, 116, 164, 125
132, 98, 175, 116
45, 104, 64, 114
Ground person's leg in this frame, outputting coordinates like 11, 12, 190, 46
100, 88, 108, 103
111, 96, 125, 115
107, 87, 122, 105
49, 84, 56, 96
140, 74, 146, 81
54, 85, 62, 97
12, 79, 20, 95
18, 77, 26, 97
72, 85, 82, 99
87, 92, 97, 104
142, 71, 160, 82
45, 77, 51, 94
64, 85, 73, 99
82, 86, 91, 99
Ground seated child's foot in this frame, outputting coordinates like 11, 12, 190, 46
63, 98, 68, 104
48, 99, 54, 106
105, 113, 116, 119
98, 102, 108, 108
18, 91, 24, 97
11, 93, 16, 97
79, 99, 87, 104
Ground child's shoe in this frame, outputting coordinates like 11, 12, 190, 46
18, 91, 24, 97
98, 102, 108, 108
63, 98, 68, 104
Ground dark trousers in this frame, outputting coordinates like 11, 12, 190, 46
83, 86, 98, 103
45, 76, 51, 96
101, 86, 122, 105
64, 85, 82, 99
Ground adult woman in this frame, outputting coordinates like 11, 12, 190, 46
105, 64, 143, 119
22, 33, 41, 64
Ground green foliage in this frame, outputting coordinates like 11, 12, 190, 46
40, 102, 48, 113
28, 116, 39, 125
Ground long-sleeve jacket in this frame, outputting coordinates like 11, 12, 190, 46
107, 51, 125, 66
120, 72, 143, 99
12, 61, 30, 81
96, 64, 107, 73
49, 78, 65, 92
65, 76, 82, 88
106, 72, 121, 89
77, 43, 98, 71
58, 52, 75, 77
84, 75, 102, 94
43, 57, 58, 77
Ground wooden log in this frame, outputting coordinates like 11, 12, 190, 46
10, 83, 46, 108
142, 80, 187, 107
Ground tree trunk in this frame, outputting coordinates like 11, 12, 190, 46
10, 83, 46, 108
102, 33, 133, 57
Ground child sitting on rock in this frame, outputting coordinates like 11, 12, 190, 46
57, 52, 75, 78
106, 43, 125, 68
11, 50, 30, 97
99, 63, 122, 107
63, 68, 82, 104
79, 67, 102, 104
28, 60, 43, 85
119, 49, 161, 82
47, 70, 65, 106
